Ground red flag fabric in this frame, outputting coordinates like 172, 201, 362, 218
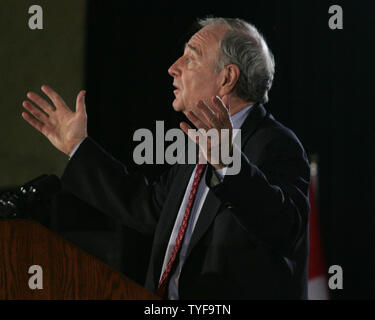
308, 162, 329, 300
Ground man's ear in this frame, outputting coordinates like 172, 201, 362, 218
219, 64, 240, 96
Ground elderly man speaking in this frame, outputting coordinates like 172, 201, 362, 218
21, 17, 310, 299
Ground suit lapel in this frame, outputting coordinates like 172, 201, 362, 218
185, 103, 268, 260
185, 183, 221, 260
151, 163, 195, 285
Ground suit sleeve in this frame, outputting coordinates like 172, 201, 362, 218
61, 137, 175, 236
207, 133, 311, 257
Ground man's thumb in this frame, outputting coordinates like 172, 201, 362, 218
220, 94, 230, 114
76, 90, 87, 114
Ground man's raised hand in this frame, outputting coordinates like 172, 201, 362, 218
22, 85, 88, 156
180, 95, 233, 169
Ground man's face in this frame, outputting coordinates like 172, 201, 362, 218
168, 25, 227, 114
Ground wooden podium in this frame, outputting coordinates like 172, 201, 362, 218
0, 219, 160, 300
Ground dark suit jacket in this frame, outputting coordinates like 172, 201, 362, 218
61, 103, 311, 299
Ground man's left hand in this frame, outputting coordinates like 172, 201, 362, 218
180, 95, 233, 169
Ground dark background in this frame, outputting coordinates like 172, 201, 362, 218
9, 0, 375, 299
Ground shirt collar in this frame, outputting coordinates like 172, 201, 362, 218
230, 104, 254, 130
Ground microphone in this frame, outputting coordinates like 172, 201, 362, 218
0, 174, 61, 218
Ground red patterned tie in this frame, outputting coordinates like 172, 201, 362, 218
157, 163, 207, 298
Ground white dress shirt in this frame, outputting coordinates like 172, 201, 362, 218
160, 104, 254, 299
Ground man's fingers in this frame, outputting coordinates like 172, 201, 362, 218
186, 111, 210, 131
27, 91, 54, 115
76, 90, 86, 114
180, 121, 201, 145
41, 84, 69, 111
22, 100, 50, 124
21, 111, 45, 134
197, 100, 221, 127
180, 121, 192, 135
212, 95, 230, 116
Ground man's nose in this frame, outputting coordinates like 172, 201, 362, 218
168, 58, 181, 77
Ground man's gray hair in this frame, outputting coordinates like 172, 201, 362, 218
197, 17, 275, 104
